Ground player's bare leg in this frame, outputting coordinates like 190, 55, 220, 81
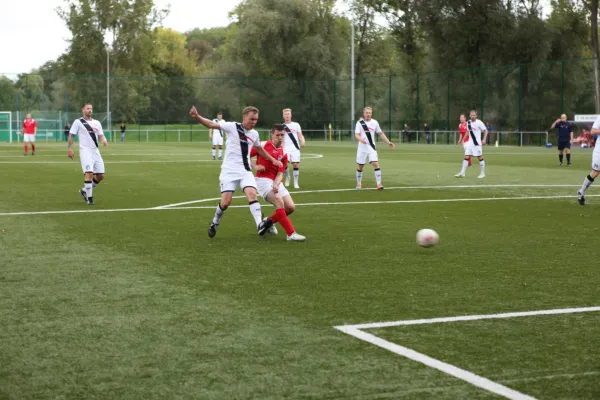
218, 146, 223, 160
292, 162, 300, 189
283, 196, 295, 216
356, 164, 364, 190
284, 166, 291, 186
577, 169, 600, 205
372, 161, 384, 190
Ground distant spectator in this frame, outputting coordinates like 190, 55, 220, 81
486, 122, 492, 145
120, 122, 126, 142
424, 123, 431, 144
404, 124, 411, 143
64, 123, 70, 142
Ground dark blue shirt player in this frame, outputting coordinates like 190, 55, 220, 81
551, 114, 573, 166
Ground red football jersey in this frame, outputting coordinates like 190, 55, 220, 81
459, 121, 469, 142
23, 119, 37, 134
250, 140, 288, 180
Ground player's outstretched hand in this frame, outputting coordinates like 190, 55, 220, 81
389, 142, 396, 149
272, 184, 279, 193
189, 106, 199, 119
67, 149, 74, 160
482, 141, 487, 146
101, 138, 108, 147
272, 159, 283, 168
255, 165, 265, 172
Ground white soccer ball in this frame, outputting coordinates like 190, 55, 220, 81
416, 229, 439, 248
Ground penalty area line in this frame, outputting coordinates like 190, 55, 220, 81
0, 194, 598, 217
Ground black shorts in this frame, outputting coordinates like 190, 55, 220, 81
558, 140, 571, 150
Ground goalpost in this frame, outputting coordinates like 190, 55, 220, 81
0, 112, 12, 143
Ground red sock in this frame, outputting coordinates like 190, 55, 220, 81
270, 208, 295, 236
31, 144, 36, 152
468, 156, 472, 165
24, 144, 28, 154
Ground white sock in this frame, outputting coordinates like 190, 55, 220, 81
285, 167, 290, 180
374, 168, 382, 185
84, 181, 93, 198
480, 159, 486, 175
218, 149, 222, 158
212, 203, 226, 225
293, 168, 299, 185
460, 160, 468, 174
581, 175, 595, 194
249, 201, 263, 227
356, 169, 363, 185
211, 148, 216, 157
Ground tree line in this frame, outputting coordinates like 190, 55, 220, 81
0, 0, 598, 132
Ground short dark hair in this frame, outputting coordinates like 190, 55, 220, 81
81, 103, 92, 109
271, 124, 284, 132
217, 112, 223, 116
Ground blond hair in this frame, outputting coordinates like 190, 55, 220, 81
243, 106, 259, 115
282, 108, 292, 113
363, 107, 372, 112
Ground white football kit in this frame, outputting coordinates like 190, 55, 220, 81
218, 121, 262, 193
355, 118, 381, 164
212, 119, 225, 146
283, 122, 302, 163
70, 118, 105, 174
590, 116, 600, 171
464, 119, 487, 157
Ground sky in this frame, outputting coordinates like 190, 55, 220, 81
0, 0, 551, 76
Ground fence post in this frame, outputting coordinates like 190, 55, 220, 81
363, 76, 366, 109
446, 70, 451, 131
239, 78, 244, 118
518, 65, 523, 133
480, 67, 485, 120
560, 60, 565, 114
333, 79, 337, 132
137, 78, 140, 142
388, 74, 392, 133
415, 72, 420, 131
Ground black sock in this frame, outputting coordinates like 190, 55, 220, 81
566, 153, 571, 163
559, 154, 564, 163
588, 174, 595, 183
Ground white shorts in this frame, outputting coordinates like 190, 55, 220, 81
212, 136, 224, 146
462, 142, 469, 151
592, 150, 600, 171
465, 145, 483, 157
288, 149, 301, 163
357, 149, 378, 164
219, 170, 257, 193
256, 177, 290, 200
80, 148, 105, 174
23, 134, 36, 143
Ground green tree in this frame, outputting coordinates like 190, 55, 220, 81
0, 77, 16, 111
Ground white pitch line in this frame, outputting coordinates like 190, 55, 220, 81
154, 184, 581, 208
1, 194, 598, 217
0, 153, 325, 159
337, 306, 600, 330
335, 326, 536, 400
0, 160, 218, 165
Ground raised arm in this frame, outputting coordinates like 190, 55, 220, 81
551, 119, 560, 129
189, 106, 221, 130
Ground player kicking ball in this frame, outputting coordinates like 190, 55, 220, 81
577, 114, 600, 205
251, 125, 306, 241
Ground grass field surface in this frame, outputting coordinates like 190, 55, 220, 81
1, 142, 598, 399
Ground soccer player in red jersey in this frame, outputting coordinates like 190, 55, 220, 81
250, 124, 306, 241
22, 113, 37, 156
457, 114, 472, 166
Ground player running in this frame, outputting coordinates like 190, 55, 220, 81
354, 107, 395, 190
455, 110, 487, 178
251, 124, 306, 241
577, 115, 600, 205
551, 114, 574, 166
189, 105, 282, 238
457, 114, 472, 167
209, 112, 226, 160
282, 108, 305, 189
22, 113, 37, 156
68, 103, 108, 206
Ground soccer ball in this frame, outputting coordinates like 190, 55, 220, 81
416, 229, 439, 248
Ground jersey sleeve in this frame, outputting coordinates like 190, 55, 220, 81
593, 117, 600, 131
355, 121, 362, 134
97, 124, 105, 137
252, 132, 261, 147
250, 147, 258, 158
375, 121, 382, 134
69, 120, 80, 135
219, 121, 235, 135
33, 120, 37, 128
296, 123, 302, 134
569, 123, 574, 133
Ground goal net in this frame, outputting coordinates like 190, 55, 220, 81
0, 112, 12, 143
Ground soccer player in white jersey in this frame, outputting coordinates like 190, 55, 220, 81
189, 105, 283, 238
576, 115, 600, 205
354, 107, 395, 190
455, 110, 488, 179
67, 103, 108, 206
209, 112, 226, 160
282, 108, 305, 189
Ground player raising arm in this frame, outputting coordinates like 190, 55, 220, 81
190, 106, 282, 237
355, 107, 395, 190
577, 115, 600, 205
250, 124, 306, 241
551, 114, 574, 166
67, 103, 108, 206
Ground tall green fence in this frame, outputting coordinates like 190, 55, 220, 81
1, 58, 597, 142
